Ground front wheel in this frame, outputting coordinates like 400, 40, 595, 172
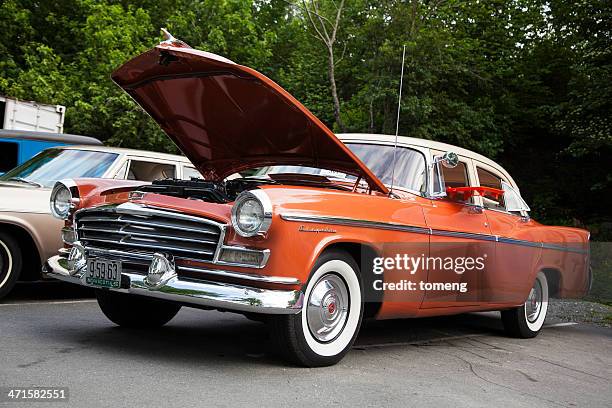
0, 232, 23, 300
95, 290, 181, 328
268, 250, 363, 367
501, 271, 549, 338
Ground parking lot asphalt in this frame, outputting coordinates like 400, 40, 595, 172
1, 282, 610, 408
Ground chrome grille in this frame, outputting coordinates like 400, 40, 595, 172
75, 203, 224, 262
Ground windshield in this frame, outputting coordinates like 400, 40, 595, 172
0, 149, 118, 188
254, 143, 426, 192
252, 165, 354, 181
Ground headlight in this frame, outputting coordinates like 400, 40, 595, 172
50, 180, 78, 219
231, 190, 272, 237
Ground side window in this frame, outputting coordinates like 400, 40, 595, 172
127, 160, 176, 182
502, 181, 530, 214
182, 166, 202, 180
441, 161, 472, 202
477, 167, 505, 210
0, 141, 19, 173
442, 161, 469, 188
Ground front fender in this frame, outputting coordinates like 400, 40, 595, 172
0, 211, 63, 263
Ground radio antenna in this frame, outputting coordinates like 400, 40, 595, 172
390, 44, 406, 196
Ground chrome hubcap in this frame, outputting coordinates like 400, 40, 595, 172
306, 274, 349, 342
526, 279, 543, 323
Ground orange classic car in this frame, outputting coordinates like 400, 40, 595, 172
44, 33, 590, 367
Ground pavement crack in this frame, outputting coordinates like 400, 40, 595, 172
468, 336, 511, 351
526, 354, 610, 382
421, 346, 569, 407
17, 358, 46, 368
517, 370, 539, 382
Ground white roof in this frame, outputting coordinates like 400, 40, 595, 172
53, 145, 192, 163
338, 133, 516, 187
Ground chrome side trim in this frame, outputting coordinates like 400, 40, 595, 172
430, 229, 497, 242
541, 243, 589, 255
280, 213, 588, 254
44, 255, 303, 315
498, 236, 543, 248
280, 213, 431, 235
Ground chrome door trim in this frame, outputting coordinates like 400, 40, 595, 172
280, 213, 431, 235
430, 229, 497, 242
280, 213, 587, 253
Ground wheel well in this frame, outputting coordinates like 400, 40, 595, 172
0, 223, 41, 281
542, 268, 561, 298
321, 242, 382, 318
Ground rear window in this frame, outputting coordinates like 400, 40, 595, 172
477, 167, 506, 210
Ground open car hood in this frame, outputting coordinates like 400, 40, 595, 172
111, 40, 388, 193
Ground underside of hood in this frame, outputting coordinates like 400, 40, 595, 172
111, 39, 387, 194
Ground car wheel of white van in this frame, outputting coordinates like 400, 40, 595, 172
0, 232, 22, 300
501, 271, 549, 338
269, 250, 363, 367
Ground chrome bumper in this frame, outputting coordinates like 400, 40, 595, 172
43, 255, 303, 315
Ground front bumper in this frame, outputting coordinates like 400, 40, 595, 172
43, 255, 303, 315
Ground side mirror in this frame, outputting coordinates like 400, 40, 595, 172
439, 151, 458, 168
429, 152, 459, 198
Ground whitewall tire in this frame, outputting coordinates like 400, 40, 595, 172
501, 271, 549, 338
0, 232, 22, 300
269, 250, 363, 367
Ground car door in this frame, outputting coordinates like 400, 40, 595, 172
345, 141, 431, 318
420, 151, 494, 308
475, 162, 541, 306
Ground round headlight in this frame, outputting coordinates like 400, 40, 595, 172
231, 191, 272, 237
50, 180, 77, 219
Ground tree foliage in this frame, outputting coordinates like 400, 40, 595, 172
0, 0, 609, 235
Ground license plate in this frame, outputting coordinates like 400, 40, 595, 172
84, 258, 122, 289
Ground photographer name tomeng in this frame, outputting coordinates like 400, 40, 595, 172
371, 254, 487, 293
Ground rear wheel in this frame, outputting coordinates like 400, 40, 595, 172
95, 290, 181, 328
501, 271, 549, 338
0, 232, 22, 300
269, 250, 363, 367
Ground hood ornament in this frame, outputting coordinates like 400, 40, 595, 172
159, 28, 191, 49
